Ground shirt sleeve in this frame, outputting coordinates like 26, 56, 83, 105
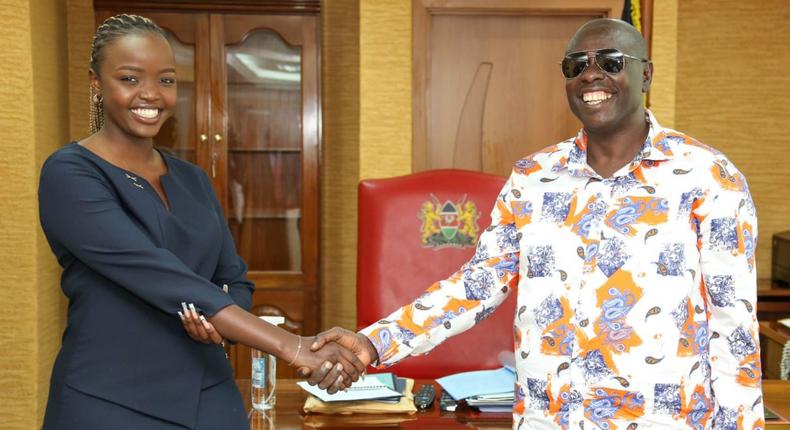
201, 171, 255, 311
38, 153, 235, 317
360, 174, 521, 367
695, 160, 764, 428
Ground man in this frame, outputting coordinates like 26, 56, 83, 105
312, 18, 763, 429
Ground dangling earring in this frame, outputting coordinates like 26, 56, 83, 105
89, 87, 104, 134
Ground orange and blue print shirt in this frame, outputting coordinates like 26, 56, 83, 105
360, 111, 763, 430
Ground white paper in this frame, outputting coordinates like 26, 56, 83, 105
296, 378, 402, 402
436, 367, 515, 400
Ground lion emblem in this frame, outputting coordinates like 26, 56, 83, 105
418, 194, 480, 249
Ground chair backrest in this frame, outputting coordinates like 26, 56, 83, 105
356, 169, 517, 378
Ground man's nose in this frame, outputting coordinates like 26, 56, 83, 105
579, 54, 605, 82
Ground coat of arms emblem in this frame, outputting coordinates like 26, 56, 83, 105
418, 194, 480, 249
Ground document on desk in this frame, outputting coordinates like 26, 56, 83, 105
297, 375, 402, 402
436, 367, 515, 400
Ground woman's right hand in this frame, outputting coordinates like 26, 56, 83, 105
179, 285, 229, 345
179, 301, 224, 345
290, 336, 366, 394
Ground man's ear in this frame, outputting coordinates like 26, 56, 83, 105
642, 61, 654, 93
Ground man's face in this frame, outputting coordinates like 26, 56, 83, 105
563, 29, 650, 135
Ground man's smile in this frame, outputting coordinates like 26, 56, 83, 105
582, 90, 613, 106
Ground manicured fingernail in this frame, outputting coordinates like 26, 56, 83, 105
199, 315, 210, 329
178, 311, 185, 321
324, 362, 333, 370
189, 303, 198, 318
181, 302, 189, 314
336, 363, 343, 372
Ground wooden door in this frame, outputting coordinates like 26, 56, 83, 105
413, 0, 624, 176
212, 14, 321, 380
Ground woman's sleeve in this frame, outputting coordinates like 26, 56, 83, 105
201, 171, 255, 311
38, 154, 235, 317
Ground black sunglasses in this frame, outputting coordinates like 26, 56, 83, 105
561, 48, 648, 79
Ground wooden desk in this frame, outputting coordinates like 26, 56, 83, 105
761, 320, 790, 379
758, 279, 790, 320
238, 379, 790, 429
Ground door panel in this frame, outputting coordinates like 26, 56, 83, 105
413, 0, 624, 176
215, 14, 321, 379
224, 30, 304, 273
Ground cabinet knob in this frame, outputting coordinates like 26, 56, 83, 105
199, 133, 208, 142
213, 134, 223, 142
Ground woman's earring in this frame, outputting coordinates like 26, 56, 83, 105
92, 92, 103, 105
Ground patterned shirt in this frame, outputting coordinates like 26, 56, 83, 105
360, 111, 763, 430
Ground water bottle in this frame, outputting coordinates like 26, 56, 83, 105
251, 316, 285, 410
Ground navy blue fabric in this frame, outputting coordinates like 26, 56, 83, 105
39, 143, 254, 428
43, 370, 249, 430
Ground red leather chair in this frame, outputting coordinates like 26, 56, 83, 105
356, 169, 517, 379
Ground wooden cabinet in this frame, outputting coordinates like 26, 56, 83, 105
94, 1, 321, 379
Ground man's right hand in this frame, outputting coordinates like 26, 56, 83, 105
305, 327, 379, 386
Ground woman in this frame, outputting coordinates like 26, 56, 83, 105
39, 14, 360, 430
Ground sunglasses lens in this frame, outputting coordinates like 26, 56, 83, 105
561, 57, 588, 79
597, 53, 625, 74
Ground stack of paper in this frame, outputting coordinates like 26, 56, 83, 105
300, 374, 417, 415
436, 367, 515, 413
297, 373, 402, 402
465, 392, 515, 412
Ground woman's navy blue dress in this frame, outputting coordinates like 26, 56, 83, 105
39, 143, 254, 429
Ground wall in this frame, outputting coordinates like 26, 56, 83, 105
321, 0, 361, 329
321, 0, 412, 328
358, 0, 412, 180
648, 0, 677, 128
0, 0, 69, 427
673, 0, 790, 280
67, 0, 95, 139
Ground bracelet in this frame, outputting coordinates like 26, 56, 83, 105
288, 335, 303, 366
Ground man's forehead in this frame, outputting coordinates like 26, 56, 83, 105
566, 28, 628, 54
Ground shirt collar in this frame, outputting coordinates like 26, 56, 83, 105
559, 109, 676, 178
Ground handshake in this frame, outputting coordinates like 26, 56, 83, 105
294, 327, 380, 394
178, 303, 379, 394
178, 305, 378, 395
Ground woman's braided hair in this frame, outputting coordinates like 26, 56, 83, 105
89, 14, 167, 134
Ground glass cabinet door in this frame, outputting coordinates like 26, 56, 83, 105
216, 14, 320, 380
224, 30, 303, 272
155, 29, 197, 163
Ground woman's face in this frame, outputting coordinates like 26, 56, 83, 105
91, 33, 177, 141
